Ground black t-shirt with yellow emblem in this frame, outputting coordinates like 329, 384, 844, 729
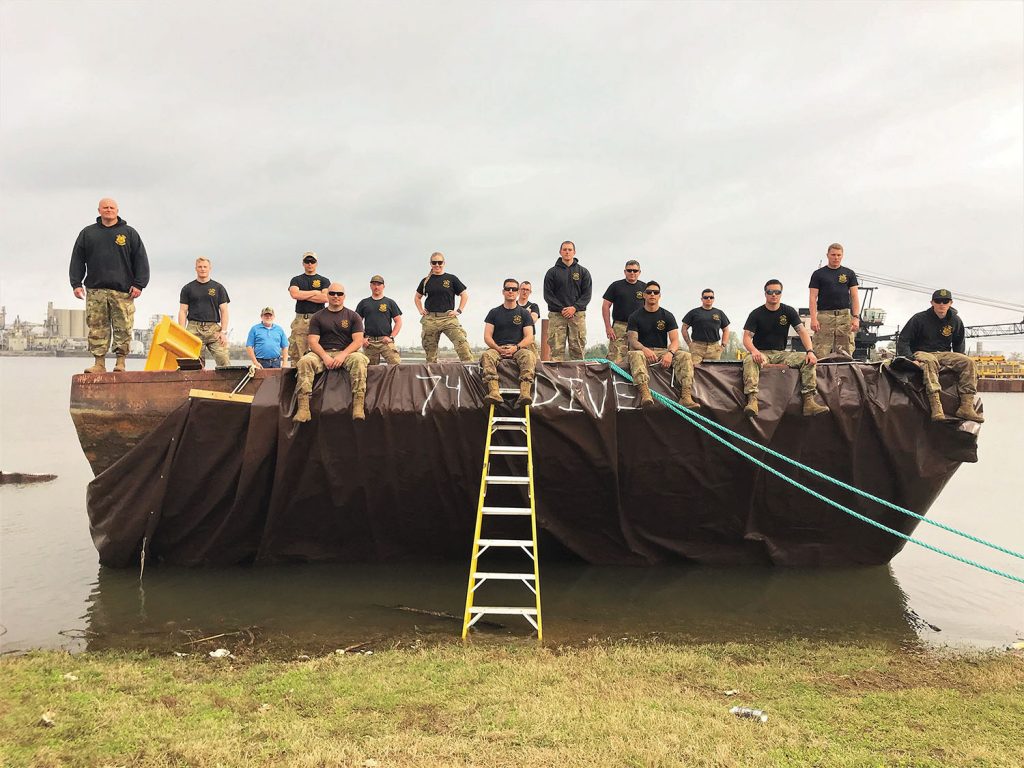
308, 307, 364, 351
743, 304, 802, 351
180, 279, 230, 322
602, 279, 645, 322
682, 306, 732, 342
809, 266, 858, 311
484, 304, 535, 346
627, 307, 678, 349
416, 273, 467, 313
355, 296, 403, 337
289, 273, 331, 314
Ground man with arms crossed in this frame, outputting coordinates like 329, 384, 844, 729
742, 280, 829, 418
626, 281, 699, 410
178, 257, 231, 368
356, 275, 403, 365
517, 281, 541, 356
808, 242, 860, 358
293, 282, 370, 423
682, 288, 731, 365
69, 197, 150, 373
288, 251, 330, 362
601, 260, 645, 364
245, 307, 289, 369
543, 240, 592, 361
414, 252, 472, 363
481, 279, 537, 409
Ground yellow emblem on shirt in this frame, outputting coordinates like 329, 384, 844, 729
779, 315, 789, 325
838, 273, 848, 284
656, 320, 666, 330
712, 313, 720, 321
207, 288, 216, 296
378, 303, 388, 312
443, 279, 451, 288
513, 313, 522, 325
341, 319, 350, 329
572, 272, 581, 281
114, 234, 127, 246
312, 279, 321, 288
635, 290, 643, 299
941, 325, 952, 337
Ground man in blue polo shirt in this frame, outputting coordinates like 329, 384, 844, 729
246, 307, 289, 369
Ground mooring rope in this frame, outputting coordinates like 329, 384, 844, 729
592, 358, 1024, 585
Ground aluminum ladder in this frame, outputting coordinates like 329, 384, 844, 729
461, 388, 542, 640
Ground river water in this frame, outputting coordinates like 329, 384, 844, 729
1, 357, 1021, 654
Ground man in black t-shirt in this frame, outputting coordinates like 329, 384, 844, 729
517, 281, 541, 356
293, 282, 370, 423
481, 279, 537, 408
601, 260, 645, 364
288, 251, 331, 363
808, 243, 860, 358
355, 274, 403, 365
741, 279, 828, 418
681, 289, 731, 365
414, 251, 472, 363
177, 257, 231, 368
625, 281, 698, 409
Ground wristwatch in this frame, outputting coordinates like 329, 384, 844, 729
456, 309, 462, 314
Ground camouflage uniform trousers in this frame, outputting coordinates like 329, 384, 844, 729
364, 336, 401, 365
812, 309, 853, 357
479, 347, 537, 384
688, 340, 723, 365
913, 351, 977, 394
289, 314, 316, 362
547, 311, 587, 361
186, 321, 231, 368
420, 312, 472, 363
742, 350, 818, 395
607, 320, 629, 364
627, 348, 694, 393
295, 349, 369, 397
85, 288, 135, 357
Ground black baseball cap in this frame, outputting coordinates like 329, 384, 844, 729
932, 289, 952, 301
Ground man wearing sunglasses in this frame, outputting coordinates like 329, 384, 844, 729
625, 281, 698, 409
355, 274, 403, 365
601, 260, 645, 364
293, 282, 370, 423
414, 251, 472, 363
543, 240, 593, 361
808, 242, 860, 358
682, 289, 731, 365
288, 251, 331, 363
481, 279, 537, 408
741, 280, 829, 418
896, 289, 983, 423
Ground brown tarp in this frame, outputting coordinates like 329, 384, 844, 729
87, 359, 978, 568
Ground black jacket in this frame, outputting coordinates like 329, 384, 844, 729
897, 307, 965, 356
69, 217, 150, 291
543, 257, 592, 313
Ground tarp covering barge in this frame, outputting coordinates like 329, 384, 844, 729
85, 360, 978, 568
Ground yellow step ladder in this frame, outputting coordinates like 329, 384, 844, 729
461, 389, 542, 640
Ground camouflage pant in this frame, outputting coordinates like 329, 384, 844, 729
186, 321, 231, 368
607, 320, 629, 364
364, 337, 401, 365
812, 309, 853, 357
547, 311, 587, 361
85, 288, 135, 357
420, 313, 472, 363
289, 314, 315, 362
743, 350, 817, 395
479, 347, 537, 383
688, 340, 723, 365
913, 351, 977, 394
295, 349, 369, 396
627, 348, 694, 391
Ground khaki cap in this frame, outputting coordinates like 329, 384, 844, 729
261, 307, 275, 315
370, 274, 385, 283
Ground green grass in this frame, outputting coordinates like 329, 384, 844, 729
2, 640, 1022, 767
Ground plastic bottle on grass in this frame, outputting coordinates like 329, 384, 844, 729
730, 706, 768, 722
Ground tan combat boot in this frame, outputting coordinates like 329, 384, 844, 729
802, 393, 830, 417
637, 381, 655, 408
293, 394, 312, 423
84, 355, 106, 374
484, 380, 503, 405
352, 392, 366, 421
678, 386, 700, 410
927, 391, 945, 422
113, 355, 127, 372
743, 393, 759, 417
954, 393, 984, 423
514, 380, 533, 408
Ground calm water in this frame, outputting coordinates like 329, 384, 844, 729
1, 357, 1021, 654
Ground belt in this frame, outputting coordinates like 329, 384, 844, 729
295, 313, 314, 319
256, 357, 280, 362
426, 311, 453, 316
367, 335, 391, 341
188, 320, 219, 326
818, 308, 850, 314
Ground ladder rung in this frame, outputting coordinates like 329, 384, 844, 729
498, 388, 520, 394
473, 572, 535, 580
493, 424, 527, 431
488, 445, 529, 455
482, 506, 532, 516
469, 607, 538, 615
486, 475, 530, 485
491, 416, 527, 424
477, 538, 534, 547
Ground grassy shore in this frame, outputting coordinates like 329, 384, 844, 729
2, 640, 1022, 767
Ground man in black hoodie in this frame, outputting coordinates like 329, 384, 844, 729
542, 240, 592, 360
69, 198, 150, 373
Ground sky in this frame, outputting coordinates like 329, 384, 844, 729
2, 0, 1022, 353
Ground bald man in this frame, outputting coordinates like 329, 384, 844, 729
69, 198, 150, 373
294, 282, 370, 422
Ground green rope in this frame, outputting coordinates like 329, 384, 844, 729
591, 358, 1024, 585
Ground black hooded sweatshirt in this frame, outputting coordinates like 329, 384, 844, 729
69, 216, 150, 292
897, 307, 965, 356
543, 257, 593, 313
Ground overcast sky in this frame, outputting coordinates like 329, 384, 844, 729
2, 0, 1022, 353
